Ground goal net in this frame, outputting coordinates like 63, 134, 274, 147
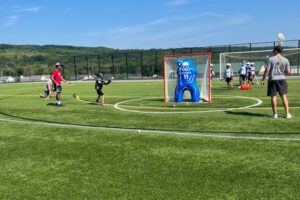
164, 52, 211, 103
219, 48, 300, 80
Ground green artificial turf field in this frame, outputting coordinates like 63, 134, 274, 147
0, 79, 299, 199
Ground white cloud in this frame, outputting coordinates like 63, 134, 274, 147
164, 0, 191, 6
1, 15, 19, 28
12, 5, 41, 13
85, 12, 252, 49
224, 14, 252, 26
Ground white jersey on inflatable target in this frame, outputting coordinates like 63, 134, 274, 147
164, 52, 211, 103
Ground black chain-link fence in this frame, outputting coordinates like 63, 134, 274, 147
0, 40, 299, 83
72, 40, 300, 80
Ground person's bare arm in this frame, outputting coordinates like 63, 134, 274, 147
261, 66, 269, 85
285, 62, 291, 75
62, 78, 71, 84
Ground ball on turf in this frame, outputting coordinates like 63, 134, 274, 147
137, 130, 141, 133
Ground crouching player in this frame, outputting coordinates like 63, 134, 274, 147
94, 73, 111, 106
40, 79, 53, 99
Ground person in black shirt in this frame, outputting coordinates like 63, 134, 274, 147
94, 73, 111, 106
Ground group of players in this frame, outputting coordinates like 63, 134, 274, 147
222, 61, 256, 89
41, 62, 111, 106
238, 61, 256, 85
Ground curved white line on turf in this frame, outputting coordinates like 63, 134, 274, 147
0, 117, 299, 141
113, 96, 263, 114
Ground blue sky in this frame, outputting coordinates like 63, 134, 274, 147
0, 0, 300, 49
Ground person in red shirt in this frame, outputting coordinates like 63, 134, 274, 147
50, 63, 71, 106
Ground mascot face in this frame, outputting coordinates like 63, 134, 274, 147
182, 61, 190, 71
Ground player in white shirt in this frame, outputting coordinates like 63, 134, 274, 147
224, 63, 233, 89
248, 62, 256, 84
239, 62, 247, 86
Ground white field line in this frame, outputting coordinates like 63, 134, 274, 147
73, 95, 300, 110
113, 96, 263, 114
0, 116, 299, 141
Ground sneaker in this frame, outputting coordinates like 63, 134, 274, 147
286, 113, 292, 119
272, 113, 278, 119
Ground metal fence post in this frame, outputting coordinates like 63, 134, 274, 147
298, 40, 300, 75
140, 51, 143, 79
155, 51, 158, 76
111, 54, 115, 77
85, 56, 89, 79
97, 55, 101, 73
250, 43, 252, 61
126, 53, 128, 79
74, 56, 77, 80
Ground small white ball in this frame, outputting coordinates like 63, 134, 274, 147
277, 33, 285, 41
137, 130, 141, 133
111, 76, 114, 80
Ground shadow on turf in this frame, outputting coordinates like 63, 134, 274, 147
0, 96, 12, 101
225, 111, 270, 118
47, 103, 66, 107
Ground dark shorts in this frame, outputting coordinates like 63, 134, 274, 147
248, 74, 255, 81
54, 85, 62, 93
239, 75, 246, 81
248, 73, 253, 80
97, 90, 104, 96
267, 80, 288, 96
225, 77, 232, 82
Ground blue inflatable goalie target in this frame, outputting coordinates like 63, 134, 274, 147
174, 59, 200, 102
163, 53, 211, 103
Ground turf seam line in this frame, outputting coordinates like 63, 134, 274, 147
0, 116, 299, 141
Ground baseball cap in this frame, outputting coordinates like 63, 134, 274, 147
56, 62, 65, 66
55, 62, 64, 68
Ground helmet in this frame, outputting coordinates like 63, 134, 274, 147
96, 73, 103, 78
226, 63, 231, 67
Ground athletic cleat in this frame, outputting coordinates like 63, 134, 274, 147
272, 113, 278, 119
286, 113, 292, 119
